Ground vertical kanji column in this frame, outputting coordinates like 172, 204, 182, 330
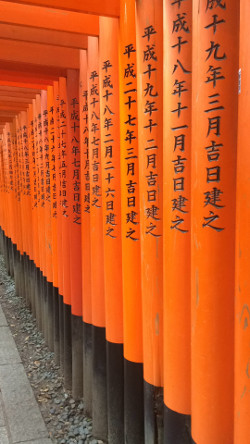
191, 1, 239, 443
54, 80, 65, 370
119, 0, 144, 442
45, 86, 55, 352
88, 36, 107, 439
80, 49, 93, 417
41, 90, 49, 343
99, 16, 124, 444
136, 1, 164, 441
163, 0, 192, 441
59, 77, 72, 390
28, 103, 37, 318
235, 0, 250, 442
67, 69, 83, 399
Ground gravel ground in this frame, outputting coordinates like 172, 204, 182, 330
0, 254, 103, 444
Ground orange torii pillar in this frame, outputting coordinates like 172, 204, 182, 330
119, 0, 144, 442
136, 0, 164, 441
47, 85, 60, 361
66, 69, 83, 399
21, 110, 33, 309
235, 0, 250, 442
87, 36, 107, 438
2, 125, 12, 277
14, 116, 24, 301
191, 1, 239, 443
41, 90, 50, 343
99, 16, 124, 443
163, 0, 192, 441
48, 82, 60, 364
43, 86, 54, 352
27, 103, 37, 318
9, 122, 18, 283
5, 123, 15, 278
54, 80, 65, 371
4, 124, 14, 278
35, 92, 46, 335
59, 77, 73, 390
17, 112, 26, 300
80, 49, 93, 417
33, 95, 43, 331
0, 138, 3, 253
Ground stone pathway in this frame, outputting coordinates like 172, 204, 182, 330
0, 304, 52, 444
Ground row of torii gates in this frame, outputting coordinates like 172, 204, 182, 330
0, 0, 249, 443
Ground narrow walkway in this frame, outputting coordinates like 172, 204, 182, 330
0, 300, 52, 444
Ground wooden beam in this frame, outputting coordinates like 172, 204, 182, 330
0, 80, 48, 89
0, 0, 119, 17
0, 96, 33, 103
0, 39, 80, 69
0, 90, 37, 99
0, 116, 14, 122
0, 23, 88, 49
0, 1, 99, 35
0, 71, 55, 86
0, 61, 67, 77
0, 110, 20, 116
0, 104, 29, 110
0, 86, 41, 94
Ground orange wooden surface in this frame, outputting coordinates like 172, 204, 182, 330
35, 93, 43, 270
0, 1, 99, 36
0, 23, 88, 50
163, 0, 192, 414
32, 97, 40, 267
235, 0, 250, 441
136, 0, 163, 387
28, 103, 35, 262
47, 84, 58, 288
67, 69, 82, 317
44, 86, 53, 283
79, 49, 92, 325
53, 81, 63, 292
2, 0, 120, 18
59, 77, 71, 305
99, 16, 123, 344
0, 39, 80, 70
87, 36, 105, 328
119, 0, 142, 364
191, 1, 239, 442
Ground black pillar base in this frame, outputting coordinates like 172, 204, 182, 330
47, 280, 54, 351
59, 293, 64, 372
92, 325, 108, 441
83, 321, 93, 417
106, 341, 124, 444
124, 359, 144, 444
63, 302, 72, 390
71, 314, 83, 399
53, 287, 60, 365
164, 405, 191, 444
144, 381, 164, 444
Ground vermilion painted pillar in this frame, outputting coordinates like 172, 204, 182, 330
66, 69, 83, 399
59, 77, 72, 390
163, 0, 192, 441
119, 0, 144, 442
191, 1, 239, 443
99, 16, 124, 444
79, 49, 93, 417
136, 0, 164, 441
87, 36, 107, 439
54, 80, 65, 370
235, 0, 250, 442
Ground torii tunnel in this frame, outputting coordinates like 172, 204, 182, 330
0, 0, 249, 443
